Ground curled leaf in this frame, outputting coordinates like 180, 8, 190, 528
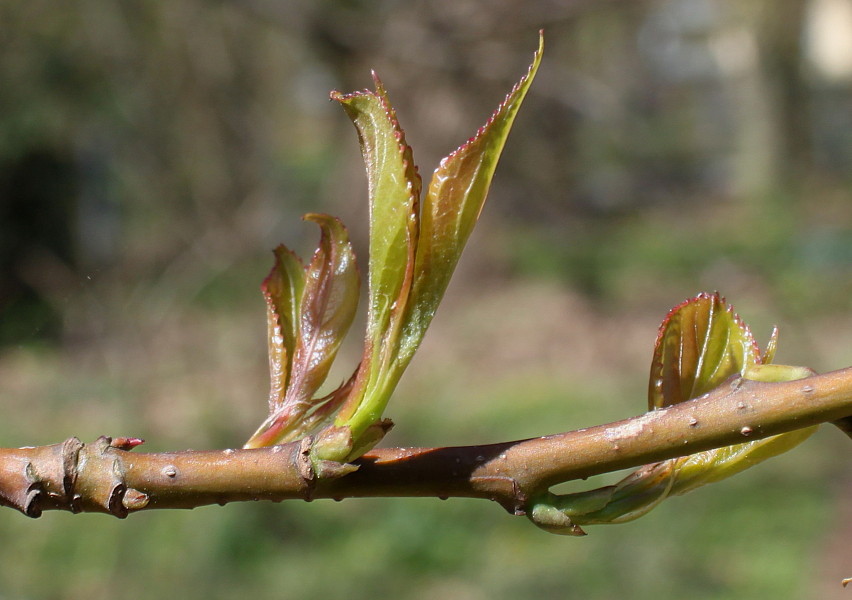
328, 72, 421, 447
249, 34, 543, 464
528, 292, 818, 534
649, 292, 761, 409
245, 215, 359, 449
262, 245, 305, 412
288, 214, 360, 403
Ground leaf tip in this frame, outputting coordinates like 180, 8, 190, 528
763, 325, 779, 364
441, 31, 543, 164
370, 70, 385, 94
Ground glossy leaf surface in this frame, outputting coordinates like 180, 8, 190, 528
330, 76, 420, 359
399, 34, 544, 368
245, 215, 359, 448
324, 34, 543, 455
288, 214, 359, 403
529, 293, 817, 535
649, 292, 761, 409
262, 245, 305, 412
250, 35, 542, 460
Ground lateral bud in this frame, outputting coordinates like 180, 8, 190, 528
527, 501, 587, 537
312, 425, 354, 463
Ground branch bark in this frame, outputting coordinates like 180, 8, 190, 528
2, 367, 851, 519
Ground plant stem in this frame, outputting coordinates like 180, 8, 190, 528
2, 368, 851, 518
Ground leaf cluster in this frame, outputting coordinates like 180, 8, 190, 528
239, 33, 821, 534
245, 35, 543, 471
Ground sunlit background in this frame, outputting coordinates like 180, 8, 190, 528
2, 1, 852, 598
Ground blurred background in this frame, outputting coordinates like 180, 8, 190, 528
1, 0, 852, 598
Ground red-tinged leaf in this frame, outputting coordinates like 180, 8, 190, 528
262, 245, 305, 412
244, 366, 359, 449
397, 31, 544, 367
245, 215, 359, 449
286, 214, 360, 406
648, 292, 762, 409
528, 294, 817, 533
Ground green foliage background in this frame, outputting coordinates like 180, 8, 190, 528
1, 0, 852, 598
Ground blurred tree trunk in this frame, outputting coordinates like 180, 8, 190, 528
728, 0, 809, 202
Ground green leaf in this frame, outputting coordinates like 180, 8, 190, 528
327, 75, 421, 447
330, 75, 420, 363
644, 296, 817, 501
323, 34, 544, 457
528, 292, 818, 534
250, 33, 546, 461
648, 292, 762, 409
398, 32, 544, 368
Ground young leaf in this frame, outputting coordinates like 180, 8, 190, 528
247, 369, 360, 449
528, 292, 818, 535
262, 245, 305, 412
322, 34, 544, 458
330, 75, 420, 359
326, 74, 421, 447
252, 34, 543, 463
245, 215, 359, 449
648, 292, 761, 409
398, 32, 544, 368
287, 214, 360, 403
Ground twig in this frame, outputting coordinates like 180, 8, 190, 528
1, 368, 850, 518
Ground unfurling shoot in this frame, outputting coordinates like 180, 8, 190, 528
245, 34, 544, 468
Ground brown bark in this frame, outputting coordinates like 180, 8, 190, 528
2, 368, 850, 519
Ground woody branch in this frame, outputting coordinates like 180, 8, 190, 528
0, 367, 849, 519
